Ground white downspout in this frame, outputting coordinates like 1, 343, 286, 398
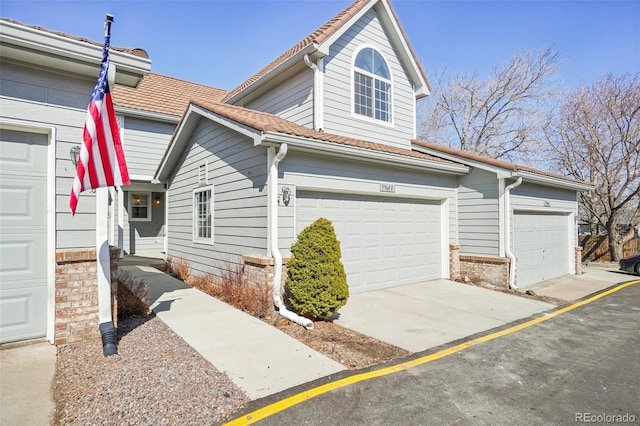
269, 143, 314, 330
504, 177, 523, 290
304, 54, 323, 132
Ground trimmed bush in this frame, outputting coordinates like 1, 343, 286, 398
285, 217, 349, 320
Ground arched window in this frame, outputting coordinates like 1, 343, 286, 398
353, 47, 391, 122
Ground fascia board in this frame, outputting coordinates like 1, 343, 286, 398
263, 131, 469, 175
374, 1, 430, 97
515, 171, 595, 192
115, 106, 180, 123
155, 104, 262, 181
225, 43, 319, 105
412, 144, 507, 176
0, 20, 150, 87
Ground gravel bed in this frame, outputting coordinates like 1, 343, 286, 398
53, 316, 248, 425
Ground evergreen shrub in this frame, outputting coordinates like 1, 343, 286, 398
285, 217, 349, 320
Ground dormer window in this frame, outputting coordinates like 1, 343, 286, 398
353, 47, 392, 123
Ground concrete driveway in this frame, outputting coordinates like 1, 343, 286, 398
333, 279, 555, 352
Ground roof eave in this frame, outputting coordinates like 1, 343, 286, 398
262, 131, 469, 175
0, 20, 150, 87
225, 43, 320, 105
514, 171, 595, 192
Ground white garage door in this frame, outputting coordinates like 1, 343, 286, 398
0, 130, 48, 343
513, 211, 570, 287
296, 192, 442, 293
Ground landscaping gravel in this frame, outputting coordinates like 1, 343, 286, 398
53, 315, 248, 425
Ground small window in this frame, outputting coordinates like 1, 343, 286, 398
193, 185, 214, 244
129, 192, 151, 222
353, 47, 392, 123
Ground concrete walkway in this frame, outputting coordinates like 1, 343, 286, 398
119, 265, 345, 400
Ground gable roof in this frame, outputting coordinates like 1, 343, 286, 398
112, 73, 227, 118
156, 100, 468, 180
223, 0, 429, 103
412, 140, 594, 190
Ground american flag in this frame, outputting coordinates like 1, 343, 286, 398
70, 29, 129, 215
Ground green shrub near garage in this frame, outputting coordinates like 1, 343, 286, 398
285, 217, 349, 320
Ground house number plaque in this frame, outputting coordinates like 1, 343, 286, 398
379, 183, 396, 193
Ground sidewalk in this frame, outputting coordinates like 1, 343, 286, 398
118, 264, 345, 400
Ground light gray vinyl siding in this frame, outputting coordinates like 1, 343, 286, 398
244, 69, 314, 128
166, 119, 268, 279
457, 169, 500, 256
1, 60, 97, 248
322, 8, 415, 148
123, 118, 175, 177
509, 182, 577, 257
278, 151, 458, 258
510, 182, 577, 212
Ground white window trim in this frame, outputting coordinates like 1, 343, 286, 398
128, 191, 152, 222
351, 44, 394, 127
192, 185, 214, 245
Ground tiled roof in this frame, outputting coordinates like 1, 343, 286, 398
192, 100, 460, 166
193, 100, 461, 166
0, 18, 149, 58
223, 0, 428, 101
412, 140, 592, 186
112, 73, 227, 117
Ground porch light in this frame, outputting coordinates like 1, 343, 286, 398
282, 186, 291, 205
70, 145, 81, 168
154, 196, 161, 206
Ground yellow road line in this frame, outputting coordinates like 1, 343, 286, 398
224, 279, 640, 425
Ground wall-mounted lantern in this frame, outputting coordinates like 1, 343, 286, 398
154, 196, 161, 206
70, 145, 81, 168
282, 186, 291, 206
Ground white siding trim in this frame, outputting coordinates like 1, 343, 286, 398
318, 57, 325, 131
440, 198, 450, 278
0, 118, 56, 344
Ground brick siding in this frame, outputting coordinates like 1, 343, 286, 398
54, 247, 119, 346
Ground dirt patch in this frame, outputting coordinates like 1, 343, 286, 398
271, 318, 411, 369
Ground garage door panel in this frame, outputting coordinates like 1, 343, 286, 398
513, 212, 570, 287
296, 192, 442, 293
1, 132, 48, 343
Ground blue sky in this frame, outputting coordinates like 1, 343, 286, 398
2, 1, 639, 91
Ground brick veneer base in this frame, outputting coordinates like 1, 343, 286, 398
458, 254, 511, 289
242, 255, 288, 289
54, 247, 119, 346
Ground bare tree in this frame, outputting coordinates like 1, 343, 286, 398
545, 73, 640, 261
418, 47, 563, 163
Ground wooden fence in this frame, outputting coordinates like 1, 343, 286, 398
579, 235, 639, 262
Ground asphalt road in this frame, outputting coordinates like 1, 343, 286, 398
231, 281, 640, 425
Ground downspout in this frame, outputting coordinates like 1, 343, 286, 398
269, 143, 314, 330
504, 177, 523, 290
303, 54, 323, 132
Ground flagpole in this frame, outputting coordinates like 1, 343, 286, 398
96, 13, 117, 356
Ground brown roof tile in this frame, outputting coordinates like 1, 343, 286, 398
412, 140, 592, 186
112, 73, 227, 117
192, 100, 459, 166
223, 0, 428, 101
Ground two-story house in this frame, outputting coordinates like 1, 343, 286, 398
0, 0, 591, 345
154, 0, 591, 294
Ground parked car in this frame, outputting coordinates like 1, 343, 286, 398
619, 253, 640, 275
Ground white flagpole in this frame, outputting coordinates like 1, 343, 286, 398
97, 14, 117, 356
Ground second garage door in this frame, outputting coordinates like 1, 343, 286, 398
296, 192, 442, 293
512, 211, 571, 287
